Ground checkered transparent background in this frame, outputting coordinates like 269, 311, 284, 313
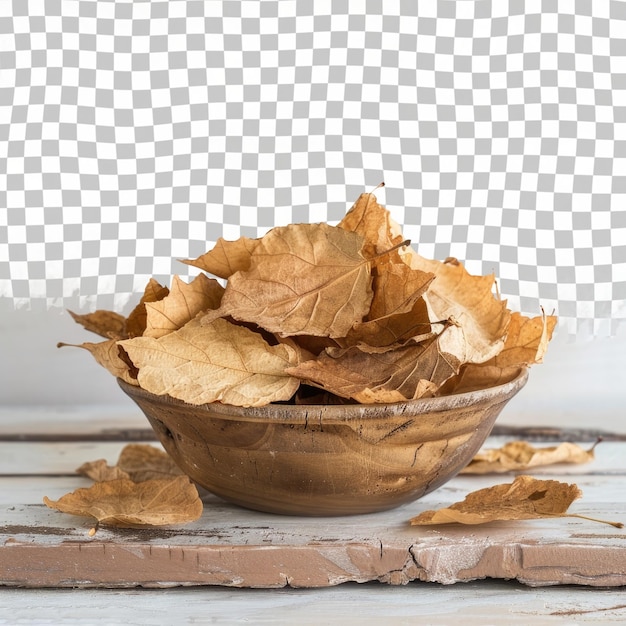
1, 0, 625, 336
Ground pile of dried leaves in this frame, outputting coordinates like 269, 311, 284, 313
60, 189, 557, 407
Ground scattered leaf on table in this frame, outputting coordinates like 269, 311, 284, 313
203, 222, 374, 338
120, 316, 301, 406
117, 444, 185, 482
77, 445, 183, 482
77, 459, 130, 482
44, 476, 203, 528
288, 335, 460, 403
68, 310, 127, 339
460, 440, 598, 474
143, 274, 224, 339
405, 254, 511, 364
181, 235, 260, 279
410, 475, 623, 528
125, 278, 170, 338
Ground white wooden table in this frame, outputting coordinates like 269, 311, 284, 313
1, 405, 626, 625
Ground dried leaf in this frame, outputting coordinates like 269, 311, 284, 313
68, 310, 127, 339
343, 262, 435, 348
181, 236, 259, 279
405, 254, 511, 364
204, 223, 374, 338
460, 440, 597, 474
125, 278, 170, 338
441, 310, 558, 394
44, 475, 203, 528
117, 444, 184, 482
366, 261, 433, 322
120, 316, 301, 406
410, 475, 623, 528
143, 274, 224, 339
57, 339, 138, 385
77, 445, 182, 483
411, 475, 581, 525
77, 459, 131, 482
288, 335, 460, 403
338, 187, 405, 259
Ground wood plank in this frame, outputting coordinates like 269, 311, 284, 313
2, 438, 623, 477
2, 473, 625, 589
2, 581, 626, 625
0, 442, 158, 476
0, 405, 148, 436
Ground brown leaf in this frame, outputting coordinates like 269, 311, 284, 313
366, 261, 433, 322
181, 236, 259, 279
125, 278, 170, 338
488, 309, 557, 368
57, 339, 138, 385
119, 316, 301, 406
76, 459, 130, 482
405, 253, 511, 364
203, 223, 374, 338
44, 475, 203, 528
143, 274, 224, 339
441, 310, 558, 394
117, 444, 184, 482
410, 475, 582, 525
68, 310, 127, 339
287, 335, 460, 403
460, 440, 597, 474
338, 187, 405, 259
342, 262, 435, 348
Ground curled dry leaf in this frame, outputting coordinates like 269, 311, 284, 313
405, 253, 511, 365
68, 310, 127, 340
78, 444, 183, 482
77, 459, 130, 482
120, 316, 301, 406
143, 274, 224, 339
338, 187, 405, 259
44, 475, 203, 528
287, 334, 460, 403
342, 261, 434, 348
125, 278, 170, 338
410, 475, 623, 528
460, 440, 598, 474
203, 223, 374, 338
441, 310, 558, 394
410, 475, 579, 525
57, 339, 138, 386
181, 235, 259, 279
117, 443, 185, 482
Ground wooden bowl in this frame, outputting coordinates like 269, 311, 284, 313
118, 369, 528, 516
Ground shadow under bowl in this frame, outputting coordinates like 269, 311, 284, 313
118, 369, 528, 516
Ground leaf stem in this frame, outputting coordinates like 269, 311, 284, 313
589, 437, 603, 453
567, 513, 624, 529
368, 239, 412, 262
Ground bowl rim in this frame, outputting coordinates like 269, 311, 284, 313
118, 367, 528, 424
